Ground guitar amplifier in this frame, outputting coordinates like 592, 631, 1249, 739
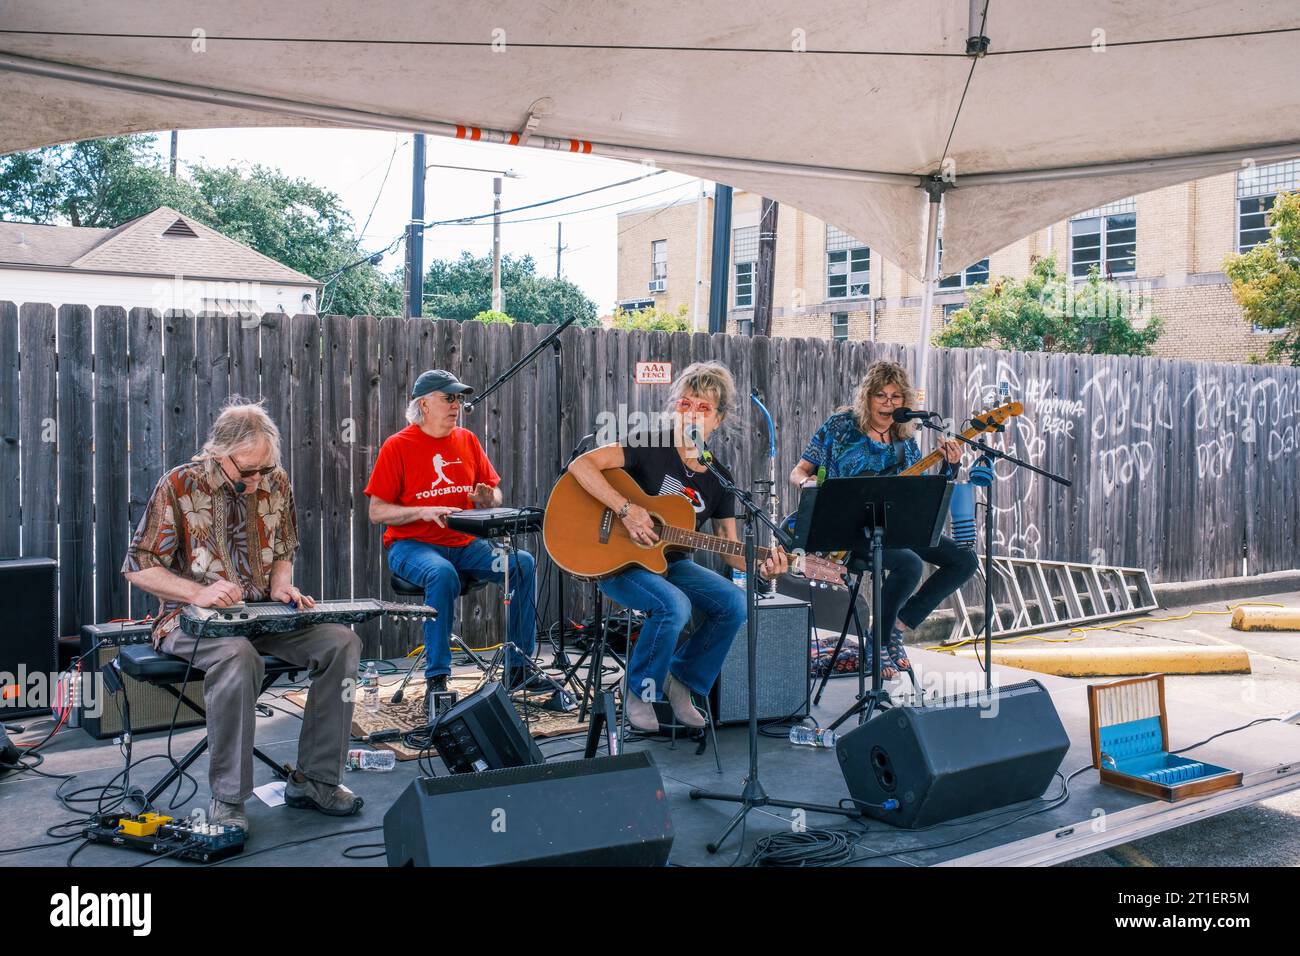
0, 557, 58, 718
78, 622, 205, 740
709, 591, 811, 725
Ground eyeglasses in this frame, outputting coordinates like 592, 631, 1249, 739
675, 397, 716, 415
871, 392, 906, 404
435, 392, 466, 405
230, 461, 276, 478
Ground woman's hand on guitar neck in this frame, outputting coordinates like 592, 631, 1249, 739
621, 502, 658, 546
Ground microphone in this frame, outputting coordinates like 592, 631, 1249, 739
684, 424, 712, 462
891, 407, 939, 423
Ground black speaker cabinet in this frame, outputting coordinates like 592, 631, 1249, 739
384, 751, 674, 866
78, 622, 205, 740
836, 679, 1069, 829
0, 557, 58, 718
710, 591, 810, 725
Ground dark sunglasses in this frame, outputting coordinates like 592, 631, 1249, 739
435, 392, 466, 405
230, 462, 276, 478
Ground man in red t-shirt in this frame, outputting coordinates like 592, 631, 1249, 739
365, 369, 539, 694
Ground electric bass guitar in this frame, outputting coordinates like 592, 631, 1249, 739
543, 468, 846, 585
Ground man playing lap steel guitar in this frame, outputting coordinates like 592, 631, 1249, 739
122, 399, 363, 834
564, 362, 790, 733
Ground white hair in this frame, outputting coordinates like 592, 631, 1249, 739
405, 397, 426, 425
197, 397, 282, 465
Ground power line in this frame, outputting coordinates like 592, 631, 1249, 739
359, 133, 404, 238
436, 178, 695, 228
423, 169, 667, 226
6, 27, 1299, 57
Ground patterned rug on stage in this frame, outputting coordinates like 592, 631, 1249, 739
284, 673, 586, 760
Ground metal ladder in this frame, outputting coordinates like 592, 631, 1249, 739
946, 556, 1158, 643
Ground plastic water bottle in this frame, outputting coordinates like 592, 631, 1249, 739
732, 569, 747, 590
789, 725, 838, 748
360, 661, 380, 715
346, 748, 396, 772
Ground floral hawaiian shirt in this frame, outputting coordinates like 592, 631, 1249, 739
122, 459, 300, 644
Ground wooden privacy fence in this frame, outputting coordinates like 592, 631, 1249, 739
2, 302, 1298, 658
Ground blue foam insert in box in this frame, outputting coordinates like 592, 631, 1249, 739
1099, 716, 1235, 786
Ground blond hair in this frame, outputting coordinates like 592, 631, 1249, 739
850, 360, 920, 441
666, 361, 737, 422
196, 397, 283, 468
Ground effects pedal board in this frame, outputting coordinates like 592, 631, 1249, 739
83, 812, 246, 863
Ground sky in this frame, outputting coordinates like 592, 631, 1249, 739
149, 127, 703, 314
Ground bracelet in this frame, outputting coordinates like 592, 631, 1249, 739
617, 500, 632, 518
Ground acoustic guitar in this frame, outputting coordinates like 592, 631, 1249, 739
543, 467, 846, 585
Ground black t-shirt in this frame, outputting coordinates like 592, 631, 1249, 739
621, 431, 738, 531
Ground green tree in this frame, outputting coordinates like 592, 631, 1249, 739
610, 303, 691, 331
423, 251, 598, 326
472, 309, 514, 324
932, 255, 1162, 356
0, 134, 211, 226
0, 135, 402, 317
1224, 190, 1300, 366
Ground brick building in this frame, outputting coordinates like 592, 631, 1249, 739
616, 161, 1300, 363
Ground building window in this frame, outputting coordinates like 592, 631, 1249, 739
733, 225, 758, 307
937, 238, 990, 288
651, 239, 667, 281
1069, 198, 1136, 278
1237, 159, 1300, 252
618, 299, 655, 312
826, 225, 870, 299
941, 302, 963, 326
831, 312, 849, 340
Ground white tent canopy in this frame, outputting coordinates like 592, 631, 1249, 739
3, 1, 1299, 293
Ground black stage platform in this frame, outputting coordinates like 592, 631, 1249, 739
3, 649, 1297, 867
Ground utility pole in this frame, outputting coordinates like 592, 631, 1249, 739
492, 176, 503, 313
169, 131, 178, 179
707, 184, 733, 333
752, 198, 779, 337
555, 222, 564, 279
406, 133, 426, 318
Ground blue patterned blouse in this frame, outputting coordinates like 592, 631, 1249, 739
801, 411, 956, 479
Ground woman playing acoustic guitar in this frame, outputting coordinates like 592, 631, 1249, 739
566, 362, 788, 733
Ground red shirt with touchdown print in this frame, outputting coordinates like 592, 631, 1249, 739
364, 424, 501, 548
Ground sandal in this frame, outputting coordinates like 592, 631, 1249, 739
860, 640, 898, 680
884, 628, 912, 673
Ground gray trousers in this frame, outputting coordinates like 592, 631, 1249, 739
160, 623, 361, 803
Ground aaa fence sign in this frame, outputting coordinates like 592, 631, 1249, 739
635, 361, 672, 384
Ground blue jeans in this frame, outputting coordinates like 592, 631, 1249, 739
387, 538, 537, 680
598, 557, 747, 701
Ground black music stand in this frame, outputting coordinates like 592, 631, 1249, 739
793, 476, 952, 731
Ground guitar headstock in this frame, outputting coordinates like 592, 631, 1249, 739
794, 553, 848, 587
968, 400, 1024, 432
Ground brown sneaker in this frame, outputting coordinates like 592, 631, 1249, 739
284, 771, 364, 817
664, 674, 706, 728
208, 797, 249, 834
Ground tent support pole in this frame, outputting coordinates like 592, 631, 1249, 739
915, 181, 945, 393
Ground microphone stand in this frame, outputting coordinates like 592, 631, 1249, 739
916, 415, 1071, 693
464, 313, 579, 676
688, 441, 859, 855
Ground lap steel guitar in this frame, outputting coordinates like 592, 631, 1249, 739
179, 599, 437, 638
